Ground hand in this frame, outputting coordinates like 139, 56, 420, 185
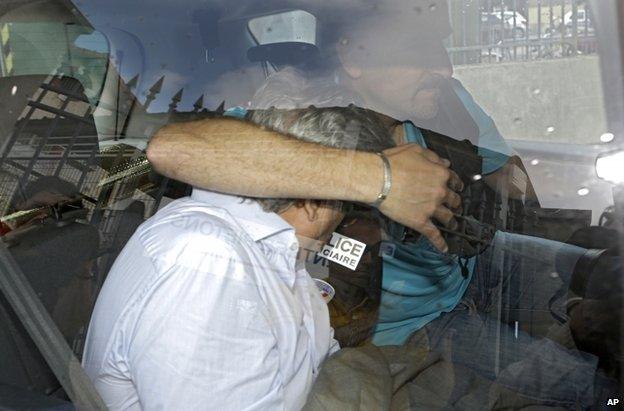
377, 144, 463, 252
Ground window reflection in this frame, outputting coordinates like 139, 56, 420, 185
0, 0, 621, 408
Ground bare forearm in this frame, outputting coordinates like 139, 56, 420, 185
149, 116, 464, 251
147, 117, 381, 202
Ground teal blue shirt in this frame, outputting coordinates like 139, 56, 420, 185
372, 80, 511, 345
225, 79, 512, 346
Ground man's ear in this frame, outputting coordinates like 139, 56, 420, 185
302, 200, 321, 222
336, 40, 362, 79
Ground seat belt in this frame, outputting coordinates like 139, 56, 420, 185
0, 241, 107, 411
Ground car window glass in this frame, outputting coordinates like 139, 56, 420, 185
0, 0, 622, 407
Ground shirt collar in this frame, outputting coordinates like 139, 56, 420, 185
191, 189, 295, 243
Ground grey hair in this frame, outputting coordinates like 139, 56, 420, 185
246, 105, 397, 213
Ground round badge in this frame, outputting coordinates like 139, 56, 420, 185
313, 278, 335, 303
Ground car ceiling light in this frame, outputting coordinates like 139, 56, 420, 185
596, 150, 624, 184
248, 10, 317, 48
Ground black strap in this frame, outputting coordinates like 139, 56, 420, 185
458, 257, 471, 278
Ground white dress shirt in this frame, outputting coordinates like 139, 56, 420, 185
82, 189, 339, 410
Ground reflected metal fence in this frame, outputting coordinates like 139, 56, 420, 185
448, 0, 597, 65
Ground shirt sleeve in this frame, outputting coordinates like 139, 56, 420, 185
451, 78, 514, 174
126, 235, 284, 411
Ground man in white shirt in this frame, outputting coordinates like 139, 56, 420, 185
82, 106, 395, 410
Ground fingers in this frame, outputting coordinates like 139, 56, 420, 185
421, 149, 464, 193
433, 206, 458, 230
419, 220, 448, 253
448, 169, 464, 192
433, 166, 462, 211
444, 189, 462, 211
379, 143, 466, 254
420, 148, 444, 166
384, 143, 424, 155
